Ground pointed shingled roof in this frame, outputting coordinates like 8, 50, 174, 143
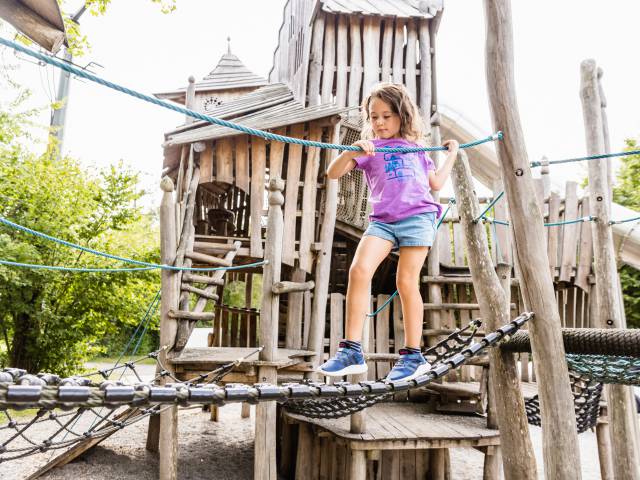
154, 39, 268, 102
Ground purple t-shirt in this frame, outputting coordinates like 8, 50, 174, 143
354, 138, 442, 223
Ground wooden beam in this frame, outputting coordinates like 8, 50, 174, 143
451, 151, 537, 479
580, 58, 640, 480
483, 1, 581, 477
0, 0, 65, 53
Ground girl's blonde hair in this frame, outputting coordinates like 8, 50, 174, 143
360, 83, 426, 143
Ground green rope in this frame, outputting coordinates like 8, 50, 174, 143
567, 354, 640, 385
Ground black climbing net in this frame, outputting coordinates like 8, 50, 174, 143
0, 349, 253, 463
524, 373, 603, 434
284, 318, 485, 419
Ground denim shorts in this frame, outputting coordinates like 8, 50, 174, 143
363, 211, 437, 251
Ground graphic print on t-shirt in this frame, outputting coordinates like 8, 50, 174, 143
384, 151, 416, 180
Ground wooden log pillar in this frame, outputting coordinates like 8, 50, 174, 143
158, 176, 179, 480
451, 151, 537, 479
255, 177, 285, 480
349, 449, 367, 480
596, 417, 615, 480
579, 58, 640, 480
307, 124, 340, 375
482, 1, 582, 478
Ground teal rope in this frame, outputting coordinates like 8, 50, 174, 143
0, 215, 265, 272
0, 37, 502, 154
0, 260, 156, 273
473, 191, 504, 223
481, 215, 597, 227
0, 259, 266, 273
531, 149, 640, 167
610, 215, 640, 225
366, 201, 455, 318
544, 215, 595, 227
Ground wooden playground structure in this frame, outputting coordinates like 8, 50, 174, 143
148, 1, 640, 479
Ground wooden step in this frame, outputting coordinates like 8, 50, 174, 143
422, 275, 520, 286
169, 310, 216, 321
182, 273, 225, 286
423, 303, 517, 311
181, 284, 219, 301
185, 251, 232, 267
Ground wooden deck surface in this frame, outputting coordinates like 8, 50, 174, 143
171, 347, 314, 367
286, 402, 501, 450
427, 380, 539, 399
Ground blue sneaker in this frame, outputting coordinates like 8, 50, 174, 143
317, 343, 367, 377
385, 350, 431, 382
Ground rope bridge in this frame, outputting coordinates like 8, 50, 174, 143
0, 314, 530, 462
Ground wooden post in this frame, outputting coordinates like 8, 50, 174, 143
185, 75, 196, 124
483, 2, 582, 478
158, 176, 179, 480
349, 449, 367, 480
254, 177, 285, 480
596, 418, 615, 480
307, 124, 340, 374
580, 58, 640, 480
451, 152, 537, 479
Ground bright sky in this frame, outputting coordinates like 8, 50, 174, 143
3, 1, 640, 203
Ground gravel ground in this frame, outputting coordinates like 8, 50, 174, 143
0, 361, 636, 479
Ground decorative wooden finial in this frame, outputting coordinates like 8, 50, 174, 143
160, 175, 174, 192
227, 36, 231, 55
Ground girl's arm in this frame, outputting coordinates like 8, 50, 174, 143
428, 139, 460, 191
326, 140, 375, 179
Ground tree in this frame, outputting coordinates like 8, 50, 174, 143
0, 80, 160, 375
612, 139, 640, 328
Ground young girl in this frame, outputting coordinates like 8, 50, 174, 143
318, 83, 459, 382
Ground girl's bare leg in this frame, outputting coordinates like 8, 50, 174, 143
397, 246, 430, 349
345, 235, 393, 341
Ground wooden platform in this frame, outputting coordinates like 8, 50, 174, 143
170, 347, 315, 383
285, 402, 500, 451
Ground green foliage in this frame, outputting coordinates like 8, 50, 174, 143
612, 139, 640, 328
222, 275, 263, 309
613, 139, 640, 211
59, 0, 177, 56
0, 80, 160, 375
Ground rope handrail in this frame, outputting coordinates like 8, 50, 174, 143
531, 149, 640, 168
0, 37, 502, 154
481, 215, 597, 228
0, 215, 266, 272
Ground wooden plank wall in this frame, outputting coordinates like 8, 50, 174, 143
194, 120, 335, 273
269, 0, 315, 102
304, 12, 433, 122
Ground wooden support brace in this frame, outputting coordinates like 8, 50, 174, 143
272, 280, 315, 295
